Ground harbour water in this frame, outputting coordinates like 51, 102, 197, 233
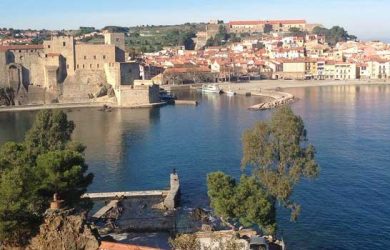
1, 85, 390, 249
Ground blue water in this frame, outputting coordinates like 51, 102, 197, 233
1, 85, 390, 249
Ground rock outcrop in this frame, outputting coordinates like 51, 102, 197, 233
27, 209, 100, 250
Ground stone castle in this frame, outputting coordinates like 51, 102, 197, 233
0, 32, 159, 106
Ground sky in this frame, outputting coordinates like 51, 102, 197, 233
0, 0, 389, 41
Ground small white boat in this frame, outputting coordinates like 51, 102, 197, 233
202, 84, 221, 94
226, 90, 236, 96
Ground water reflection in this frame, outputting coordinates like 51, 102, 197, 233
0, 111, 37, 144
68, 108, 162, 192
1, 85, 390, 249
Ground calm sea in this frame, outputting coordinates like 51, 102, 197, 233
1, 85, 389, 249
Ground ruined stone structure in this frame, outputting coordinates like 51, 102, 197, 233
0, 31, 160, 107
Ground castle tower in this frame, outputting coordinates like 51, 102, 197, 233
104, 32, 125, 52
43, 36, 76, 76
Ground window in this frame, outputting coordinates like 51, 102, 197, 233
63, 42, 66, 46
90, 64, 92, 68
83, 64, 85, 69
84, 56, 87, 60
77, 64, 79, 69
97, 64, 99, 68
94, 55, 96, 60
48, 45, 51, 49
103, 55, 106, 60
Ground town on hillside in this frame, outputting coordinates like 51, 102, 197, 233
0, 19, 389, 108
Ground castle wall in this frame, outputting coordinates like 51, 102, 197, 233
117, 84, 159, 107
4, 48, 44, 87
104, 63, 121, 90
0, 52, 7, 87
30, 60, 45, 87
60, 69, 107, 103
120, 62, 141, 85
75, 44, 117, 71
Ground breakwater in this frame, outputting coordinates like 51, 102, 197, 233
248, 90, 297, 111
220, 84, 297, 111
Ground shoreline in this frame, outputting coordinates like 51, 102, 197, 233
0, 101, 166, 113
217, 79, 390, 111
217, 79, 390, 91
1, 80, 389, 112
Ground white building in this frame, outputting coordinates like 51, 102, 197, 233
334, 63, 357, 80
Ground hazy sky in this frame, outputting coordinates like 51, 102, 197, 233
0, 0, 389, 41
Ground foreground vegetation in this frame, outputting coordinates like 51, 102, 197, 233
207, 107, 319, 235
0, 110, 93, 247
0, 87, 15, 106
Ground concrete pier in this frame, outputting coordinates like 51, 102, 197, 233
92, 200, 119, 219
82, 190, 165, 200
83, 173, 180, 211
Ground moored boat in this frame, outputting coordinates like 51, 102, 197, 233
201, 84, 222, 94
226, 90, 236, 96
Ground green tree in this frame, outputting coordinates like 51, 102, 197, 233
313, 26, 357, 46
233, 175, 276, 234
288, 27, 307, 37
207, 172, 276, 234
0, 110, 93, 247
207, 172, 236, 218
78, 26, 96, 35
242, 106, 319, 221
0, 165, 42, 246
0, 87, 15, 106
0, 142, 27, 174
35, 150, 93, 207
24, 110, 80, 159
102, 26, 129, 33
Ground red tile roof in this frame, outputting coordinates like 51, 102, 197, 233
164, 65, 211, 74
99, 241, 160, 250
